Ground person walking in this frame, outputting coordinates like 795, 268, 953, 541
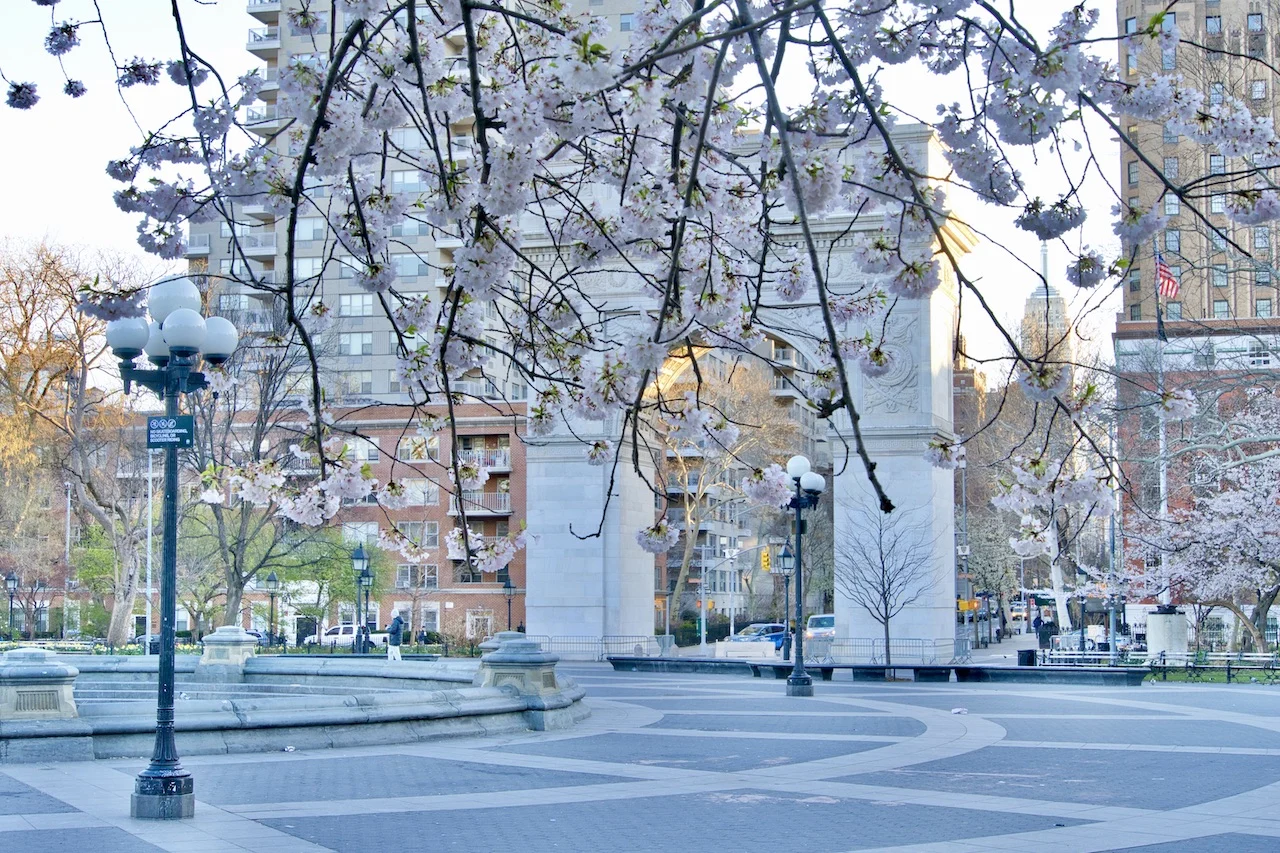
387, 611, 405, 662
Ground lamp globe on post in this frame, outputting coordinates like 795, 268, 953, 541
264, 571, 279, 647
118, 276, 240, 821
783, 454, 823, 698
503, 576, 516, 631
351, 544, 368, 653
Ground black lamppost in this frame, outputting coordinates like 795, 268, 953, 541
264, 571, 279, 647
779, 542, 794, 662
503, 576, 515, 630
5, 572, 16, 641
105, 277, 239, 820
359, 565, 374, 653
351, 544, 368, 653
784, 454, 825, 698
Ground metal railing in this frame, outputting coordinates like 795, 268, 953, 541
525, 635, 675, 661
247, 26, 280, 44
807, 637, 970, 665
456, 448, 511, 470
448, 491, 512, 514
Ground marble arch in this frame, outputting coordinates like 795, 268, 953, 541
521, 128, 980, 649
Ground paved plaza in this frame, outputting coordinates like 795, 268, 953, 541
4, 663, 1280, 852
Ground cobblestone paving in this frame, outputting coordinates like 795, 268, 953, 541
5, 664, 1280, 851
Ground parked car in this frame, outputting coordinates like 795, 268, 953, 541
303, 624, 389, 648
805, 614, 836, 642
729, 623, 787, 649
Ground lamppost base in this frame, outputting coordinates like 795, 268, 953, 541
131, 774, 194, 820
785, 675, 813, 697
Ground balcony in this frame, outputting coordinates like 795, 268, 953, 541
237, 230, 277, 256
448, 491, 512, 515
771, 374, 802, 398
255, 66, 279, 100
242, 104, 282, 134
183, 232, 211, 257
457, 448, 511, 471
772, 347, 798, 368
247, 27, 280, 55
247, 0, 281, 23
240, 202, 275, 221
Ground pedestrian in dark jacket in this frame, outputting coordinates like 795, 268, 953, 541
387, 613, 404, 661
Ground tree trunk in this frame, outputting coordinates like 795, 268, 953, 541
1049, 519, 1072, 632
882, 619, 892, 676
105, 543, 140, 646
1208, 599, 1267, 651
223, 573, 245, 628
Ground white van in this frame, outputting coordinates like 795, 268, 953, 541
805, 614, 835, 641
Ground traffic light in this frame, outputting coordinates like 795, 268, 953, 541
761, 549, 771, 573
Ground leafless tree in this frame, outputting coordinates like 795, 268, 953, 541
835, 504, 934, 670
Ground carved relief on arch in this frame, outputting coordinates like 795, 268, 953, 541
861, 311, 920, 414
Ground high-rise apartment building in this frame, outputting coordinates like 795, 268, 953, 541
191, 0, 834, 640
1114, 1, 1280, 627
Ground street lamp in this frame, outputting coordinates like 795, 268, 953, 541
106, 277, 239, 821
264, 571, 279, 647
778, 542, 794, 661
784, 454, 824, 698
503, 576, 515, 630
351, 544, 368, 653
5, 572, 16, 640
359, 565, 374, 653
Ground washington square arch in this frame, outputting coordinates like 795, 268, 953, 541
520, 125, 979, 650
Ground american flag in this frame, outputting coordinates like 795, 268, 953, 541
1155, 253, 1180, 300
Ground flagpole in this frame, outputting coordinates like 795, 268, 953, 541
1152, 244, 1170, 609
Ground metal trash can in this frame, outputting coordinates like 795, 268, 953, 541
1017, 648, 1036, 667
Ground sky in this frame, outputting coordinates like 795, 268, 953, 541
0, 0, 1123, 370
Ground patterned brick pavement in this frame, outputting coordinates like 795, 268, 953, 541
5, 664, 1280, 851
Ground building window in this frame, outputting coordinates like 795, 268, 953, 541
339, 371, 373, 396
1124, 16, 1137, 35
396, 564, 438, 591
339, 332, 374, 356
1259, 268, 1273, 287
1128, 267, 1141, 293
1249, 13, 1264, 32
1253, 80, 1267, 101
1163, 124, 1178, 144
296, 216, 326, 241
389, 371, 402, 393
1256, 227, 1271, 250
1212, 264, 1228, 287
456, 564, 483, 584
1164, 229, 1180, 253
396, 435, 440, 462
1206, 15, 1222, 34
1127, 52, 1138, 75
392, 252, 430, 278
1258, 299, 1274, 318
391, 170, 427, 194
1250, 342, 1273, 367
1162, 47, 1176, 71
1211, 194, 1226, 214
294, 256, 324, 280
1166, 301, 1182, 320
1213, 299, 1230, 319
402, 479, 441, 507
1210, 230, 1227, 251
391, 217, 429, 238
1162, 156, 1178, 180
345, 437, 380, 463
619, 13, 633, 31
1210, 154, 1226, 175
396, 520, 439, 547
1163, 194, 1180, 216
1130, 304, 1142, 321
1127, 161, 1139, 185
338, 293, 375, 316
341, 521, 379, 544
1209, 82, 1225, 106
